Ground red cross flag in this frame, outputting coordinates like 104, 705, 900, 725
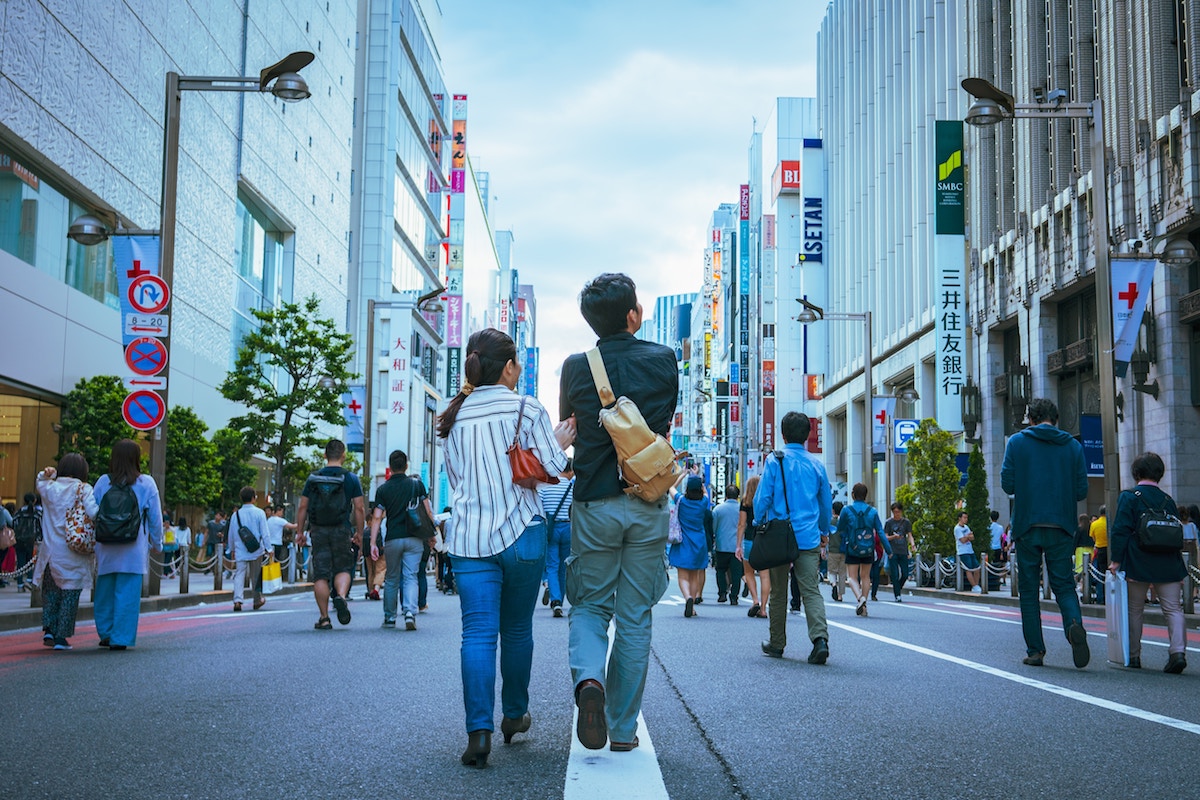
871, 397, 896, 459
1110, 257, 1156, 371
342, 386, 366, 449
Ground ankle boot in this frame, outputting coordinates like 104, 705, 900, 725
461, 730, 491, 768
501, 712, 532, 743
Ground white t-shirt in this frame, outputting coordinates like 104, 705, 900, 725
954, 523, 974, 555
1184, 521, 1198, 542
990, 521, 1004, 549
266, 516, 289, 547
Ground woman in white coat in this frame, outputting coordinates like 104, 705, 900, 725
228, 486, 270, 611
34, 453, 98, 650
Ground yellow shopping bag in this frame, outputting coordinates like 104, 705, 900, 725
262, 560, 283, 594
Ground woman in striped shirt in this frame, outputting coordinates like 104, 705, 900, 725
439, 328, 575, 768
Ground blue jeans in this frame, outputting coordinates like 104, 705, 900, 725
546, 519, 571, 604
451, 519, 546, 733
1015, 527, 1082, 656
383, 537, 424, 620
889, 555, 911, 599
95, 572, 144, 647
566, 494, 669, 744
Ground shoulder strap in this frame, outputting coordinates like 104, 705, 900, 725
585, 348, 617, 407
551, 479, 574, 519
773, 450, 790, 515
512, 396, 528, 445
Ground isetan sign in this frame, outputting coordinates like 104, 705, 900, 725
772, 160, 800, 197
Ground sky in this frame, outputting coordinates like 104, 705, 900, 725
439, 0, 829, 415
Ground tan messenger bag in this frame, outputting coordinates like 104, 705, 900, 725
585, 348, 681, 503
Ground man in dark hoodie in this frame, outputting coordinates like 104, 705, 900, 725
1001, 398, 1090, 669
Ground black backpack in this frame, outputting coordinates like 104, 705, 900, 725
307, 470, 350, 527
94, 480, 144, 544
845, 507, 875, 558
1133, 490, 1184, 554
12, 507, 41, 547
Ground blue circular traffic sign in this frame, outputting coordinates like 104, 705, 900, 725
124, 337, 168, 376
123, 390, 166, 431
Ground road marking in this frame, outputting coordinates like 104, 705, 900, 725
169, 609, 302, 621
564, 624, 669, 800
831, 621, 1200, 736
897, 598, 1197, 651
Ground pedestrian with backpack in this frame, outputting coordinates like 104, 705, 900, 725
92, 439, 163, 650
369, 449, 434, 630
34, 454, 98, 650
295, 439, 365, 630
12, 492, 42, 592
837, 482, 890, 617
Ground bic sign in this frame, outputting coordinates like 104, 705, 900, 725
894, 419, 919, 454
773, 160, 800, 197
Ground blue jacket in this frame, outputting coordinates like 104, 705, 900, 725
752, 444, 831, 551
1000, 423, 1088, 540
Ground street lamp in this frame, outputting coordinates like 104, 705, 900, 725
68, 52, 314, 502
962, 76, 1119, 518
796, 297, 873, 488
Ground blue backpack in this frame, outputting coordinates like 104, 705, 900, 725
845, 506, 875, 559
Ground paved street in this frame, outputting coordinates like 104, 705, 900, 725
3, 570, 1199, 800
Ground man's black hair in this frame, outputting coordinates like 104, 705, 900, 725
780, 411, 811, 444
388, 449, 408, 473
579, 273, 638, 337
1026, 398, 1058, 425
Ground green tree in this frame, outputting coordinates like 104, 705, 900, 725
963, 444, 991, 558
164, 406, 220, 512
219, 295, 356, 504
895, 419, 961, 557
212, 427, 258, 513
58, 375, 136, 483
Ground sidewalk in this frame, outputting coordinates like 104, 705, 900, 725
0, 570, 320, 632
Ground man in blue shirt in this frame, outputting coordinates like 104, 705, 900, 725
754, 412, 832, 664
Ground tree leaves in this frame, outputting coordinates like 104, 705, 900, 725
218, 294, 357, 504
897, 419, 961, 557
164, 406, 220, 511
58, 375, 137, 484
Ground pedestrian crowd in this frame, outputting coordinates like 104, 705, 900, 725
2, 274, 1197, 772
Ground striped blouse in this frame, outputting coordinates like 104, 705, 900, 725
443, 385, 568, 558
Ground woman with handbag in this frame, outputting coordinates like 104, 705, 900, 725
1109, 451, 1188, 673
228, 486, 271, 612
735, 475, 770, 618
438, 328, 574, 768
93, 438, 164, 650
669, 473, 713, 618
34, 453, 98, 650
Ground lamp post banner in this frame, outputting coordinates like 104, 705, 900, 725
934, 121, 966, 430
871, 397, 895, 458
112, 235, 163, 347
342, 386, 365, 450
1110, 257, 1156, 370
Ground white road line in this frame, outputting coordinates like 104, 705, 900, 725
831, 621, 1200, 736
897, 597, 1196, 651
169, 609, 302, 620
564, 624, 669, 800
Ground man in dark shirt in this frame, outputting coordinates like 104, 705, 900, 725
369, 449, 435, 630
296, 439, 366, 629
560, 273, 678, 753
883, 502, 914, 601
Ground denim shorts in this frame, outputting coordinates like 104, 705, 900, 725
958, 553, 981, 570
309, 526, 354, 582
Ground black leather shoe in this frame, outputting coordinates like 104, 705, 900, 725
501, 712, 531, 743
1067, 622, 1090, 669
761, 641, 784, 658
1165, 653, 1187, 674
1128, 656, 1141, 669
461, 730, 491, 768
575, 679, 607, 750
808, 637, 829, 665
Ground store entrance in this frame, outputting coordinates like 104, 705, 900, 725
0, 389, 60, 508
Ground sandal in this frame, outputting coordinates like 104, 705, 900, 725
314, 617, 333, 630
747, 604, 760, 618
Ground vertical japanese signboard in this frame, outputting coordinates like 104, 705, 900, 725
934, 121, 965, 430
446, 94, 467, 396
738, 185, 750, 405
387, 314, 414, 460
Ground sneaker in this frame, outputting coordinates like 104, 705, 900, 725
542, 585, 550, 606
971, 585, 982, 593
332, 595, 352, 626
53, 640, 71, 650
717, 594, 728, 603
382, 618, 396, 628
404, 613, 416, 631
1067, 622, 1090, 668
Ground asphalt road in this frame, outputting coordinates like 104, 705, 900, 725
3, 575, 1198, 800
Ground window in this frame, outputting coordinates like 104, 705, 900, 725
230, 190, 293, 365
0, 149, 118, 308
